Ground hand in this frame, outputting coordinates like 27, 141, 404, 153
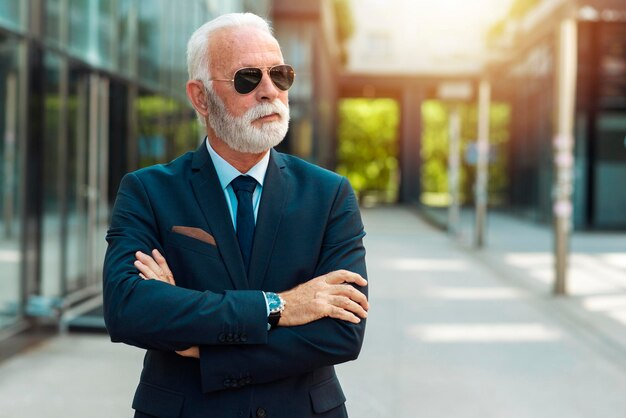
134, 250, 199, 358
176, 346, 199, 358
134, 249, 176, 285
278, 270, 368, 327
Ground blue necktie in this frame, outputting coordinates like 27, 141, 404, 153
231, 175, 257, 273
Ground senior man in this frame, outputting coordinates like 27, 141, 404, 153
103, 12, 368, 418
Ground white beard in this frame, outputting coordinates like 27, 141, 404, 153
206, 87, 290, 154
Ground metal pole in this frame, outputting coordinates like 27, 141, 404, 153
448, 105, 461, 235
475, 79, 491, 247
553, 18, 578, 295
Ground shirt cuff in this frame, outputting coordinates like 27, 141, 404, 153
262, 291, 269, 316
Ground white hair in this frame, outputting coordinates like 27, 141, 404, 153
186, 13, 273, 86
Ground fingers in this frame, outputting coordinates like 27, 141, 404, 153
322, 271, 369, 323
329, 295, 368, 319
323, 269, 368, 287
135, 250, 175, 285
175, 346, 200, 358
134, 258, 158, 280
325, 304, 362, 324
135, 251, 162, 277
152, 249, 176, 285
335, 284, 369, 311
316, 271, 369, 310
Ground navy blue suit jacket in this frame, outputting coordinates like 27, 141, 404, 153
103, 143, 367, 418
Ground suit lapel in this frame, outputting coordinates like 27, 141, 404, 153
248, 150, 289, 289
190, 143, 248, 290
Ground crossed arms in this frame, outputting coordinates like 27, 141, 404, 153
135, 249, 369, 358
103, 172, 369, 392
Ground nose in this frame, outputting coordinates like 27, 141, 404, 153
254, 69, 280, 102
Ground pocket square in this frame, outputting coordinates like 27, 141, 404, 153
171, 226, 217, 246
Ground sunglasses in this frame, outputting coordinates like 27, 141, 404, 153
210, 64, 295, 95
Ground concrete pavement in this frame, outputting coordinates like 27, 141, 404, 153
0, 334, 144, 417
0, 206, 625, 417
340, 207, 626, 417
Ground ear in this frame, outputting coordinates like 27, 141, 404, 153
186, 80, 209, 119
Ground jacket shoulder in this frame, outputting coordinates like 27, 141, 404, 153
277, 152, 344, 185
129, 151, 194, 183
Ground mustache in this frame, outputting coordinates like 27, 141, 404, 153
244, 100, 289, 122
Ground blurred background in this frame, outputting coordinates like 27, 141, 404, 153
0, 0, 625, 417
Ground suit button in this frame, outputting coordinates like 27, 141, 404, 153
218, 333, 226, 343
240, 333, 248, 342
256, 408, 267, 418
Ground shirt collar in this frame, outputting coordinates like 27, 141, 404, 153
205, 138, 270, 189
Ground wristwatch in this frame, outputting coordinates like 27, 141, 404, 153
266, 292, 285, 329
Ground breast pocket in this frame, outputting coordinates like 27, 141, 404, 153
164, 230, 231, 292
166, 229, 220, 259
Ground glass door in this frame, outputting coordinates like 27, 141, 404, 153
0, 34, 25, 330
40, 66, 109, 315
62, 72, 110, 300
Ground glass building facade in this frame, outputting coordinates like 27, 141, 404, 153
271, 0, 343, 169
494, 19, 626, 230
0, 0, 344, 338
0, 0, 270, 334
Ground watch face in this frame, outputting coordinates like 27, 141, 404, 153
267, 292, 283, 312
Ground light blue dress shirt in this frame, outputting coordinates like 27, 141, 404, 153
205, 138, 272, 318
205, 139, 269, 229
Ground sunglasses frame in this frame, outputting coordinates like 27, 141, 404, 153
210, 64, 295, 95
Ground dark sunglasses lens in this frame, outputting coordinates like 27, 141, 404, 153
234, 68, 262, 94
269, 65, 295, 91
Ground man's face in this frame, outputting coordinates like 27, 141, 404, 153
206, 26, 290, 153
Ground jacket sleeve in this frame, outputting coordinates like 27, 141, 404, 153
103, 172, 268, 351
199, 177, 367, 393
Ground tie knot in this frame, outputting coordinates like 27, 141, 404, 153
231, 175, 257, 194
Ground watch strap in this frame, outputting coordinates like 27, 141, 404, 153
268, 311, 281, 329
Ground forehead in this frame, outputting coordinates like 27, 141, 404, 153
209, 26, 283, 74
